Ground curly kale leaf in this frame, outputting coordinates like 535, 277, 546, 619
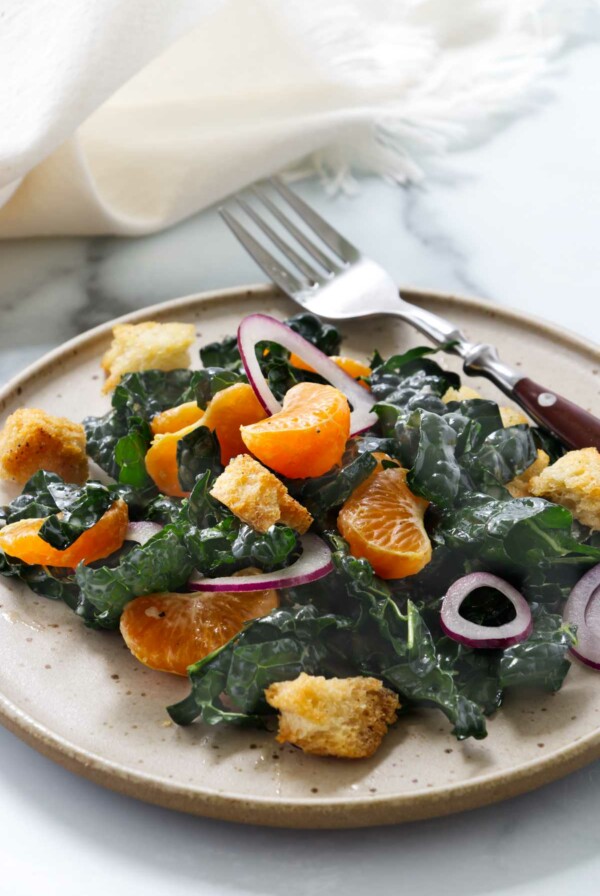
190, 367, 247, 407
183, 518, 300, 578
199, 336, 242, 370
176, 425, 222, 492
499, 606, 576, 692
1, 471, 114, 551
84, 369, 197, 478
435, 495, 600, 570
286, 445, 377, 517
111, 369, 197, 419
168, 605, 350, 726
0, 550, 80, 609
285, 312, 341, 355
75, 526, 194, 629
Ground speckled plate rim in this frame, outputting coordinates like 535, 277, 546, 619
1, 284, 599, 830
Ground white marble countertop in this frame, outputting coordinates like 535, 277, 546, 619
0, 41, 599, 896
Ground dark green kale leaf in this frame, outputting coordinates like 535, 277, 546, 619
499, 606, 576, 692
84, 369, 198, 478
111, 369, 197, 419
183, 519, 299, 578
464, 425, 537, 496
38, 481, 113, 550
286, 445, 377, 518
0, 471, 114, 551
328, 544, 487, 739
199, 336, 242, 370
114, 418, 154, 490
75, 526, 194, 629
190, 367, 247, 408
176, 425, 222, 492
145, 494, 184, 525
2, 470, 81, 524
168, 605, 350, 726
435, 495, 600, 570
0, 550, 80, 609
397, 410, 463, 507
178, 471, 301, 577
285, 312, 341, 355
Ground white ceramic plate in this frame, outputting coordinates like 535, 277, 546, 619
1, 285, 599, 829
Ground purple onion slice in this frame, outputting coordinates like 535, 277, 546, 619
188, 533, 333, 593
563, 563, 600, 670
440, 572, 533, 649
237, 313, 377, 435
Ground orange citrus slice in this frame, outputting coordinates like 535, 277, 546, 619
289, 353, 372, 390
337, 466, 431, 579
202, 382, 267, 465
120, 583, 279, 675
145, 421, 201, 497
151, 402, 204, 435
0, 499, 129, 568
240, 382, 350, 479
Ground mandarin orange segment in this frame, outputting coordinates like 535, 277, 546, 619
145, 421, 202, 497
151, 402, 204, 436
337, 466, 431, 579
289, 354, 372, 390
120, 584, 279, 676
0, 499, 129, 568
202, 383, 268, 465
240, 382, 350, 479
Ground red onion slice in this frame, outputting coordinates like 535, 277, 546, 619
563, 563, 600, 670
187, 533, 333, 592
440, 572, 533, 649
125, 521, 163, 545
237, 314, 377, 435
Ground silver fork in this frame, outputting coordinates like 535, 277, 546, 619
220, 178, 600, 451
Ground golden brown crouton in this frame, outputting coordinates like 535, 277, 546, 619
506, 449, 550, 498
210, 454, 312, 534
101, 321, 195, 393
265, 673, 399, 759
529, 447, 600, 529
500, 405, 530, 428
442, 385, 482, 403
0, 408, 88, 485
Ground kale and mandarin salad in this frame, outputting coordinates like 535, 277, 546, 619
1, 310, 599, 760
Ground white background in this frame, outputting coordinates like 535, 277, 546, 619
0, 41, 599, 896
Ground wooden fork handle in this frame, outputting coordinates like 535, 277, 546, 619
512, 377, 600, 451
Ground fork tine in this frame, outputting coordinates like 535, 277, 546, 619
237, 198, 324, 285
270, 177, 361, 263
252, 186, 340, 274
219, 207, 305, 295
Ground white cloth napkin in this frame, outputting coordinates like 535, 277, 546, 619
0, 0, 595, 237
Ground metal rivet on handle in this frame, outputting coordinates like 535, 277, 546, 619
538, 392, 557, 407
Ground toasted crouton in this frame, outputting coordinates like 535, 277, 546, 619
101, 321, 195, 393
506, 449, 550, 499
0, 408, 88, 485
529, 447, 600, 529
210, 454, 312, 534
442, 385, 482, 403
266, 673, 399, 759
500, 405, 530, 428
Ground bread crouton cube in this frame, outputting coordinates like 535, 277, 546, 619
442, 385, 482, 403
529, 447, 600, 529
500, 406, 530, 428
265, 673, 399, 759
0, 408, 88, 485
210, 454, 312, 534
506, 449, 550, 498
101, 321, 195, 393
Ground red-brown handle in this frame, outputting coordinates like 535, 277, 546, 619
512, 377, 600, 451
